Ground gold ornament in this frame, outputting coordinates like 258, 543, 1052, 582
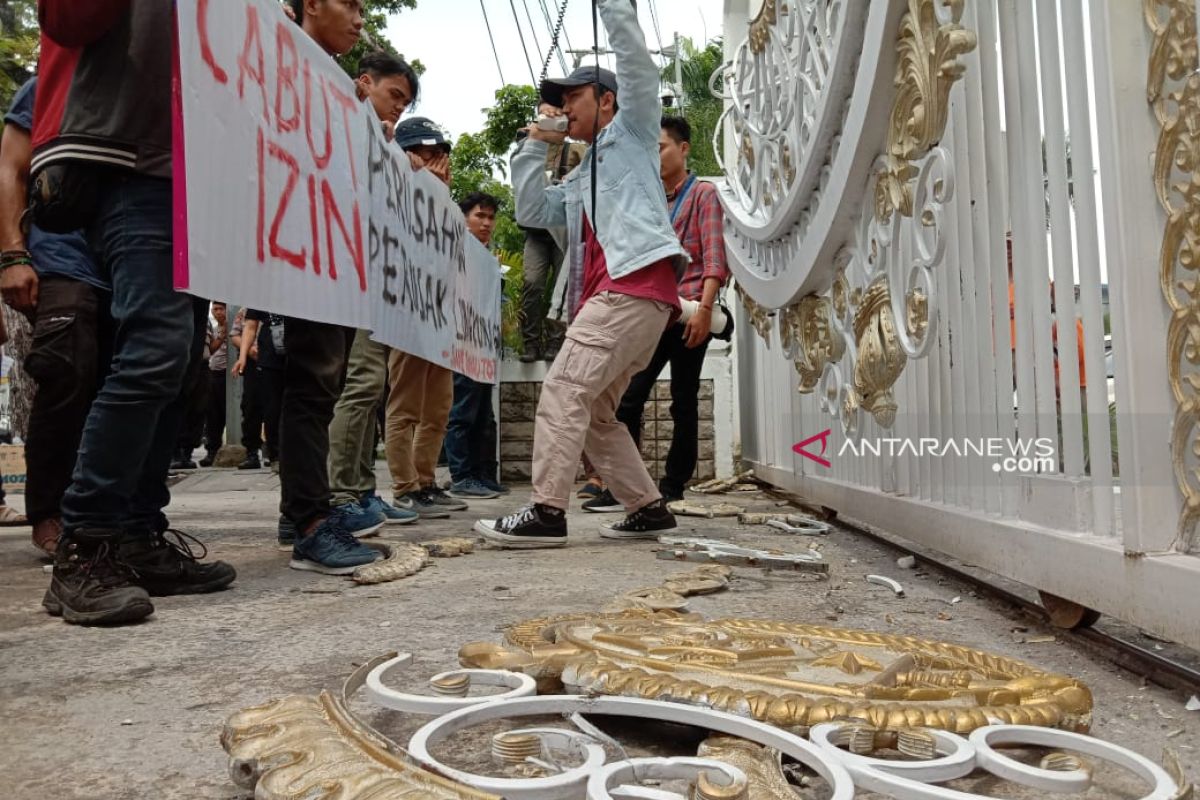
853, 279, 907, 428
876, 0, 978, 221
459, 612, 1093, 734
1147, 0, 1200, 553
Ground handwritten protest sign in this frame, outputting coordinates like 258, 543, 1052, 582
364, 120, 501, 382
175, 0, 502, 381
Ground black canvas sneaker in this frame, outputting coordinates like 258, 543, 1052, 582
581, 489, 623, 513
600, 499, 678, 540
474, 504, 568, 549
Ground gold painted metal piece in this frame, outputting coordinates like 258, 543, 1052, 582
1146, 0, 1200, 553
748, 0, 779, 55
460, 612, 1093, 734
853, 278, 907, 428
876, 0, 978, 221
737, 284, 774, 343
697, 737, 792, 800
221, 691, 495, 800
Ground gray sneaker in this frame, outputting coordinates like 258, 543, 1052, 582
395, 490, 451, 519
425, 486, 469, 512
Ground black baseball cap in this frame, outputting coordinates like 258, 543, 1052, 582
540, 66, 618, 109
394, 117, 451, 153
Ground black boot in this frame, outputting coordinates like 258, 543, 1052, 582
43, 530, 154, 625
119, 529, 237, 597
237, 450, 261, 470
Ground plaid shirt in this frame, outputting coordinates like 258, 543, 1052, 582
668, 175, 730, 301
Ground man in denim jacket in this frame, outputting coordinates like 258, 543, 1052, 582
475, 0, 687, 548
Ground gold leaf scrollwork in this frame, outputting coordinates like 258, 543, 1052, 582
875, 0, 977, 222
748, 0, 780, 55
782, 295, 844, 394
853, 279, 907, 428
738, 283, 775, 343
1147, 0, 1200, 552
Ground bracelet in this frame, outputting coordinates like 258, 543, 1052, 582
0, 249, 30, 260
0, 256, 32, 272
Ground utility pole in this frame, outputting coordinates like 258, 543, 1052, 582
566, 47, 614, 69
674, 31, 684, 111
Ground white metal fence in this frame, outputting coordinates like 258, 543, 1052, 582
718, 0, 1200, 648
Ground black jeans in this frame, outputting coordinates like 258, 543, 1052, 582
60, 174, 208, 535
23, 276, 111, 526
204, 369, 226, 454
616, 322, 710, 497
445, 373, 497, 484
278, 318, 354, 530
259, 367, 284, 461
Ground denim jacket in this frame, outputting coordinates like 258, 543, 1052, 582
511, 0, 687, 321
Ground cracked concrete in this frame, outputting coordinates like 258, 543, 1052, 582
0, 466, 1196, 799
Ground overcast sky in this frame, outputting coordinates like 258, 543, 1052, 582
384, 0, 727, 139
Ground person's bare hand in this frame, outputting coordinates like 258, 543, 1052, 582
282, 2, 296, 21
234, 354, 248, 377
407, 151, 425, 171
250, 344, 259, 361
1, 263, 39, 316
426, 151, 451, 185
683, 307, 712, 349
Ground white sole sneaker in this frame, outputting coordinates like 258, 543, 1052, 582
583, 503, 623, 514
351, 521, 386, 539
473, 519, 568, 549
288, 558, 367, 575
599, 527, 660, 540
382, 515, 419, 526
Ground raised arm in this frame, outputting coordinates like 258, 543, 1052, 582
600, 0, 662, 142
512, 138, 568, 230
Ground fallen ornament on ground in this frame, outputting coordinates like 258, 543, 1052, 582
656, 536, 828, 574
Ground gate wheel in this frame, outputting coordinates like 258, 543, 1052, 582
1039, 591, 1101, 630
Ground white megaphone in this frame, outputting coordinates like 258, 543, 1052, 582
678, 298, 733, 340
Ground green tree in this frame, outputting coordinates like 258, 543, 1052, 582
0, 0, 38, 111
336, 0, 425, 79
481, 84, 540, 160
661, 37, 724, 178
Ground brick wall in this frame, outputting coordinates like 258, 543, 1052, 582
499, 380, 717, 484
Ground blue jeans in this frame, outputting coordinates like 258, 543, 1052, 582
60, 174, 207, 535
445, 374, 497, 483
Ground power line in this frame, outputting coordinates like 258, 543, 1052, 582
550, 0, 574, 57
520, 0, 544, 71
646, 0, 666, 63
507, 0, 540, 86
478, 0, 507, 86
536, 0, 569, 75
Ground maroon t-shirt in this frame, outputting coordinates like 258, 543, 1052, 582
577, 216, 681, 318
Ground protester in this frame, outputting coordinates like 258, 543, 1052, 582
326, 52, 421, 529
0, 76, 110, 555
446, 192, 506, 498
32, 1, 234, 624
584, 116, 730, 510
264, 0, 391, 575
234, 310, 290, 542
384, 117, 466, 519
518, 103, 584, 363
476, 0, 685, 548
199, 301, 229, 467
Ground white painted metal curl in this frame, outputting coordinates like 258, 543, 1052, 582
809, 723, 977, 783
969, 725, 1179, 799
363, 653, 537, 714
588, 758, 747, 800
406, 695, 855, 800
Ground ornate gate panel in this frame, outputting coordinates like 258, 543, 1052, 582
719, 0, 1200, 648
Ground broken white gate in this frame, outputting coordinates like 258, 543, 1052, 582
717, 0, 1200, 649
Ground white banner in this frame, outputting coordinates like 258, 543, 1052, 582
176, 0, 371, 328
175, 0, 501, 382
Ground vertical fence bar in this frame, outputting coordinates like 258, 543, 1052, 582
1061, 0, 1115, 536
1036, 0, 1086, 477
1089, 0, 1177, 552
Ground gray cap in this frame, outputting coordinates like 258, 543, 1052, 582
540, 66, 618, 109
